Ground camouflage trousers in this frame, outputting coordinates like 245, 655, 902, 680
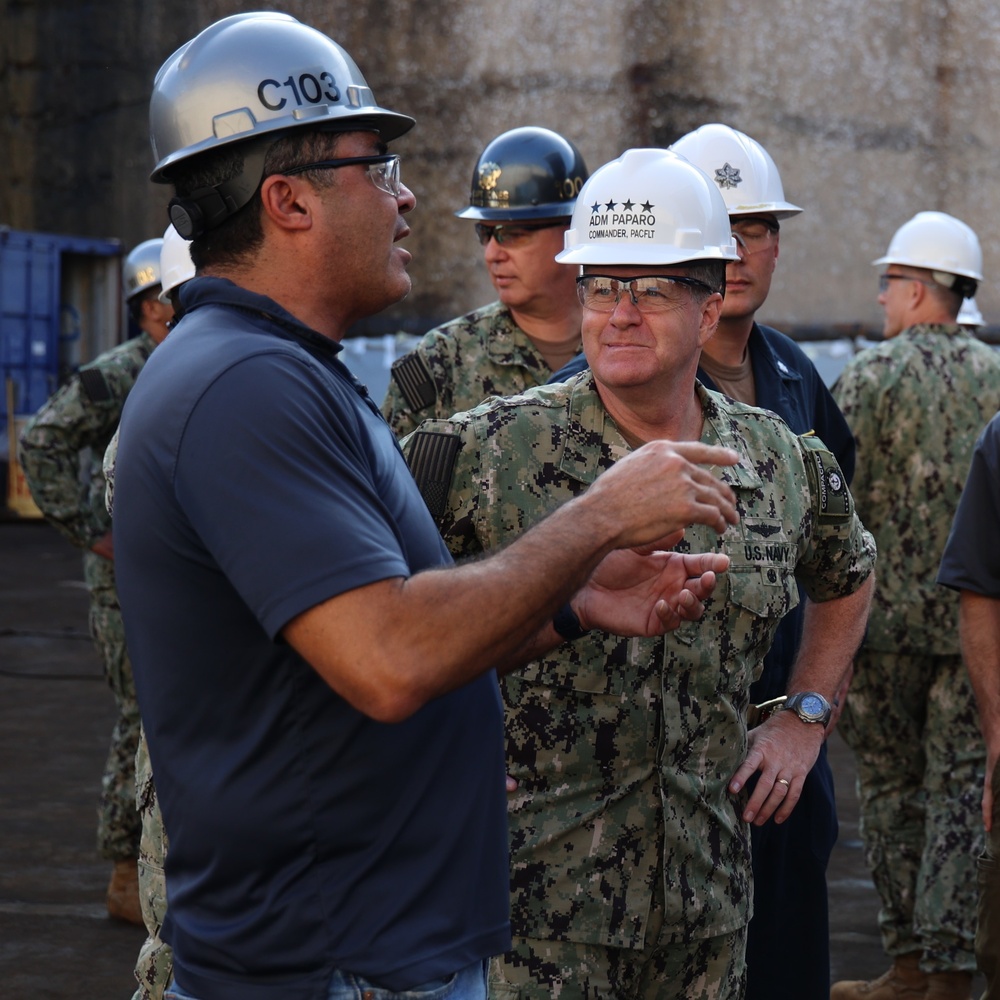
489, 871, 747, 1000
839, 649, 983, 971
131, 727, 173, 1000
488, 930, 746, 1000
87, 570, 141, 861
977, 757, 1000, 998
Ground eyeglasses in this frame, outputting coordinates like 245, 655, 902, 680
877, 272, 934, 293
474, 222, 565, 248
576, 274, 717, 313
731, 219, 778, 256
282, 154, 402, 197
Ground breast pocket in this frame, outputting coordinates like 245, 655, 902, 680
724, 518, 800, 671
730, 518, 799, 615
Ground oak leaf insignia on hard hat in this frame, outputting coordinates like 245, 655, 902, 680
715, 163, 742, 189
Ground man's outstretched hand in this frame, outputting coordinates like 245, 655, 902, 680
575, 545, 731, 637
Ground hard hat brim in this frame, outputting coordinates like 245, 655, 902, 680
151, 112, 415, 184
454, 205, 575, 222
871, 253, 983, 282
556, 246, 740, 266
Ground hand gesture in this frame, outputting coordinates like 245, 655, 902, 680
576, 543, 730, 637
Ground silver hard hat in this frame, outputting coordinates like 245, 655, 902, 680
150, 12, 414, 183
123, 239, 164, 301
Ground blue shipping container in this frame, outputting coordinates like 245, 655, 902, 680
1, 227, 122, 437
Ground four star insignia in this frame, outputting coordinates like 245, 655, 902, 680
589, 198, 655, 215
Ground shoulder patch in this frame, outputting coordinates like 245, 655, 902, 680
78, 367, 112, 403
405, 429, 462, 522
800, 434, 851, 523
390, 353, 436, 413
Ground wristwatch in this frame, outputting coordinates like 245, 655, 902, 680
782, 691, 832, 726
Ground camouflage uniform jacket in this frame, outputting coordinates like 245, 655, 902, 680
381, 300, 563, 439
403, 372, 875, 948
18, 332, 155, 593
833, 323, 1000, 654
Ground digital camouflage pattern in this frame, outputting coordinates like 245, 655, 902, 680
103, 424, 120, 519
105, 429, 173, 999
18, 333, 154, 553
131, 728, 172, 1000
490, 928, 747, 1000
832, 324, 1000, 654
19, 332, 155, 861
832, 323, 1000, 971
489, 868, 747, 999
839, 650, 983, 970
403, 373, 875, 968
381, 301, 570, 439
89, 582, 142, 860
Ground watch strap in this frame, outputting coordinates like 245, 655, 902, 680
553, 603, 590, 641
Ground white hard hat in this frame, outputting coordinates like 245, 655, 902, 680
958, 297, 985, 328
158, 225, 195, 302
669, 124, 803, 220
556, 148, 739, 267
123, 239, 164, 301
873, 211, 982, 296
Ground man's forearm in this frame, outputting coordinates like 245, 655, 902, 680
787, 574, 874, 698
285, 438, 739, 722
284, 493, 617, 722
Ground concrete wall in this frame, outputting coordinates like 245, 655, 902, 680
2, 0, 999, 337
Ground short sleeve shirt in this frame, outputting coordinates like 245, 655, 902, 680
939, 411, 1000, 597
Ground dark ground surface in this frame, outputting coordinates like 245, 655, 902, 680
0, 518, 985, 998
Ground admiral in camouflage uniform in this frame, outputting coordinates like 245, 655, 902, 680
407, 375, 874, 999
404, 149, 876, 999
831, 212, 1000, 999
18, 238, 172, 925
382, 127, 589, 439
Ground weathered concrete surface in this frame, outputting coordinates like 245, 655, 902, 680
0, 520, 145, 998
2, 0, 999, 340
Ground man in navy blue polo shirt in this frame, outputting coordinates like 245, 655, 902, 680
111, 15, 740, 1000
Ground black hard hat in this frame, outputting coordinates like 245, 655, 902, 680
455, 126, 589, 222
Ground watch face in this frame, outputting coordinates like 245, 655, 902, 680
800, 694, 825, 718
